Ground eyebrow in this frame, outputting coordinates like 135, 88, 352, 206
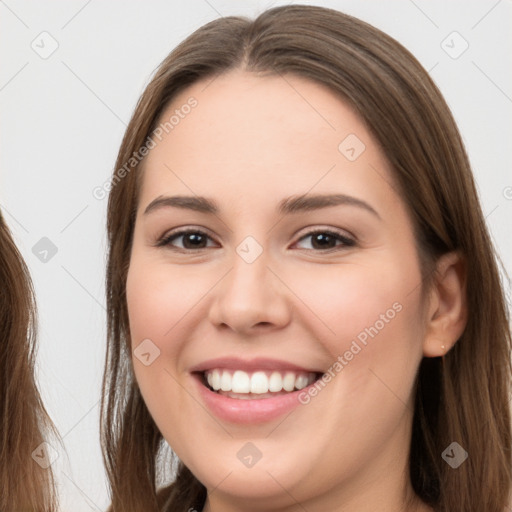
143, 193, 380, 219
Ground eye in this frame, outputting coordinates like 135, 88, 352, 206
156, 229, 218, 250
293, 229, 356, 251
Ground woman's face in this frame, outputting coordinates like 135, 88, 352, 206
126, 70, 429, 509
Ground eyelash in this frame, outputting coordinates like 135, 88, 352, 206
156, 227, 356, 252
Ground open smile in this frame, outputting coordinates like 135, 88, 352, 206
190, 358, 325, 423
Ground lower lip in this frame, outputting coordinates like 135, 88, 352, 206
192, 373, 314, 424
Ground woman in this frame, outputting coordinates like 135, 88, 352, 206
101, 5, 511, 511
0, 210, 58, 511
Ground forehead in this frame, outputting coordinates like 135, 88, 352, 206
151, 69, 367, 160
139, 70, 397, 211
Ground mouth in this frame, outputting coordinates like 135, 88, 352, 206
189, 357, 326, 423
194, 368, 324, 400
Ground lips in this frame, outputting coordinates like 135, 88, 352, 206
189, 357, 324, 423
189, 356, 324, 374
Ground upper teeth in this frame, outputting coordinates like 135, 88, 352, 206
205, 369, 317, 394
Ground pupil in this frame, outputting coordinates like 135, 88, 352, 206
313, 233, 335, 249
184, 233, 205, 248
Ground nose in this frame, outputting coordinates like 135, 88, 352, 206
207, 249, 292, 335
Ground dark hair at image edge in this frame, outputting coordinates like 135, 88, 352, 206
101, 5, 512, 511
0, 210, 58, 511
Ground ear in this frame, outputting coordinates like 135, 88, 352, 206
423, 251, 467, 357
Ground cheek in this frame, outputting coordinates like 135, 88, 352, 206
286, 254, 426, 414
125, 258, 219, 422
285, 262, 425, 461
288, 258, 424, 351
126, 260, 181, 400
126, 260, 209, 353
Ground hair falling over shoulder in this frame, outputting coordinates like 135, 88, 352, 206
0, 211, 58, 511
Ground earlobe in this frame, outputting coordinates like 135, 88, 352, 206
423, 251, 467, 358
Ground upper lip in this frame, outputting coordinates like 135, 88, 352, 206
189, 357, 324, 374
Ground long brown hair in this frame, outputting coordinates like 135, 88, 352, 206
0, 210, 58, 511
101, 5, 512, 511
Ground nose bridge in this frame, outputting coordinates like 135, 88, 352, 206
224, 240, 272, 306
221, 231, 270, 291
208, 237, 290, 332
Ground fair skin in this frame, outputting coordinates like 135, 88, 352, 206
126, 70, 465, 511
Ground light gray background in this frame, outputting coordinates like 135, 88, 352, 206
1, 1, 510, 510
